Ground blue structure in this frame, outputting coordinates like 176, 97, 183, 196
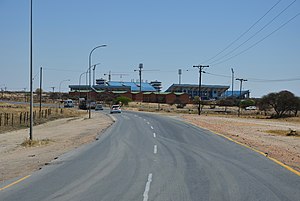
69, 81, 156, 93
222, 90, 250, 99
107, 81, 156, 92
166, 84, 230, 100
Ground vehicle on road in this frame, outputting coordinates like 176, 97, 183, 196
95, 104, 103, 111
110, 105, 121, 114
64, 99, 74, 108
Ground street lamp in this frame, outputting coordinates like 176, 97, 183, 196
92, 62, 101, 86
88, 45, 107, 118
59, 79, 70, 108
79, 72, 87, 86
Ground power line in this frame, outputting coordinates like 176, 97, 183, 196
202, 0, 282, 64
43, 68, 82, 73
211, 11, 300, 66
205, 71, 300, 82
210, 0, 297, 65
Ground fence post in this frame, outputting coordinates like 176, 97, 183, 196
5, 113, 9, 126
20, 112, 22, 125
11, 114, 14, 127
0, 113, 2, 127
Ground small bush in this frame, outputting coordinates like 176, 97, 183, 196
21, 138, 53, 147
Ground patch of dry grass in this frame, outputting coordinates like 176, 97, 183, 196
0, 103, 85, 133
21, 138, 54, 147
265, 129, 299, 137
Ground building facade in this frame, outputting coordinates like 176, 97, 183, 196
166, 84, 230, 100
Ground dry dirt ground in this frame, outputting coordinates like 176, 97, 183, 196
0, 112, 113, 183
181, 114, 300, 173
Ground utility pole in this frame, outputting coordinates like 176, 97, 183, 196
39, 67, 42, 112
231, 68, 234, 97
236, 78, 247, 117
29, 0, 33, 140
178, 69, 182, 84
193, 65, 209, 115
134, 63, 143, 92
236, 78, 247, 99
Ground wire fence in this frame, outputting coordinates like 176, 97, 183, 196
0, 108, 64, 128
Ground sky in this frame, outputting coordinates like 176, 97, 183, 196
0, 0, 299, 97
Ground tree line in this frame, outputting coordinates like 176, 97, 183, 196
214, 90, 300, 118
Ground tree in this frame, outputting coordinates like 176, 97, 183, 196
217, 98, 236, 112
114, 96, 132, 106
35, 88, 43, 94
259, 90, 299, 118
291, 97, 300, 117
239, 99, 255, 109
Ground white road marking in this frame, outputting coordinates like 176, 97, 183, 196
134, 115, 138, 117
144, 119, 146, 121
150, 126, 154, 130
154, 145, 157, 154
143, 173, 153, 201
153, 133, 156, 138
147, 122, 150, 124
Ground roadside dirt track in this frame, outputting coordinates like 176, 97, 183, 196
0, 112, 113, 182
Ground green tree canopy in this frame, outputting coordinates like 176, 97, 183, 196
259, 90, 299, 118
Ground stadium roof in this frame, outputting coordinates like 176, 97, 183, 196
165, 84, 230, 92
69, 81, 156, 92
108, 81, 156, 92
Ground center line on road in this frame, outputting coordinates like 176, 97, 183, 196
150, 126, 154, 130
154, 145, 157, 154
153, 133, 156, 138
143, 173, 153, 201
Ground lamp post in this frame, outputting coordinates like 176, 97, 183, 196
92, 62, 101, 86
134, 63, 143, 92
79, 72, 87, 99
88, 45, 107, 119
231, 68, 234, 97
193, 65, 209, 115
59, 79, 70, 108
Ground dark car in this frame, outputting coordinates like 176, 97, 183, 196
95, 104, 103, 111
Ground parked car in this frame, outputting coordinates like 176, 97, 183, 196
95, 104, 103, 111
110, 105, 121, 114
245, 106, 257, 110
64, 99, 74, 108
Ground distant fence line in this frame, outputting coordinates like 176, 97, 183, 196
0, 108, 64, 127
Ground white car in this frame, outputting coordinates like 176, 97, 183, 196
64, 99, 74, 108
245, 106, 257, 110
110, 105, 121, 114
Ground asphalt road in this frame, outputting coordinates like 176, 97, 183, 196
1, 111, 299, 201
